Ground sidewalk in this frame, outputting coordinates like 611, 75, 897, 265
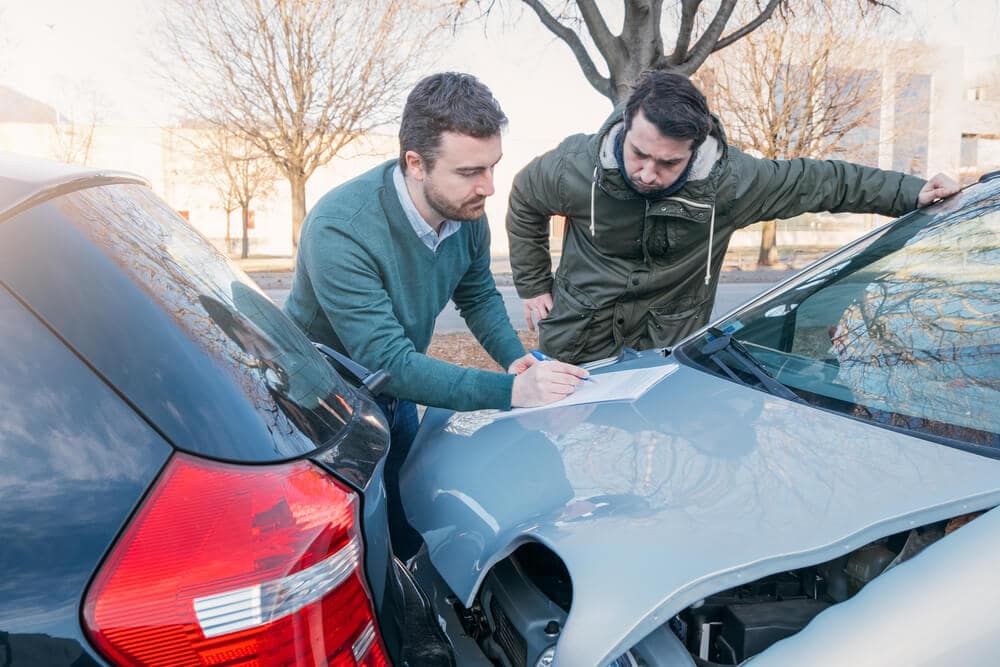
242, 255, 811, 291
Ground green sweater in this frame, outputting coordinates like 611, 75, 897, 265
284, 160, 524, 411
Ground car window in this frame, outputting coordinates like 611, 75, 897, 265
60, 184, 358, 441
679, 189, 1000, 449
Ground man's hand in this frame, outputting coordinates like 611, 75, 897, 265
507, 352, 539, 375
917, 173, 960, 207
523, 293, 553, 332
511, 361, 590, 408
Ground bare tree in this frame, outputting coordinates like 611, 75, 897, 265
216, 183, 240, 254
465, 0, 783, 105
202, 129, 278, 259
698, 0, 909, 265
51, 118, 98, 165
465, 1, 900, 105
174, 125, 278, 258
220, 135, 278, 259
49, 82, 105, 165
158, 0, 447, 248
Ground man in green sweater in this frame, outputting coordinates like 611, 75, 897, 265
284, 72, 588, 557
508, 71, 960, 364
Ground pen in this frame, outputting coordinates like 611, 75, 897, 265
530, 349, 595, 382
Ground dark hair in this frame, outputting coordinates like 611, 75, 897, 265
624, 71, 711, 146
398, 72, 508, 172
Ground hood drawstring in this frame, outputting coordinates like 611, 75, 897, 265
705, 203, 716, 285
589, 165, 598, 237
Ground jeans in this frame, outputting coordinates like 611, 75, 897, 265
374, 396, 424, 560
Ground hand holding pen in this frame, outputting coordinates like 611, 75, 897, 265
509, 349, 593, 407
530, 350, 594, 382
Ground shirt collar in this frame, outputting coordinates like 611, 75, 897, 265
392, 165, 460, 251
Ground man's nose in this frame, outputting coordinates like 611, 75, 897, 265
636, 161, 656, 184
476, 172, 495, 197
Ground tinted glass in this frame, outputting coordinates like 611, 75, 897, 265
1, 183, 356, 460
64, 184, 358, 440
680, 188, 1000, 448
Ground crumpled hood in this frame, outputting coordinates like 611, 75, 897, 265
400, 358, 1000, 666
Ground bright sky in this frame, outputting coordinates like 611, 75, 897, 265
0, 0, 611, 138
0, 0, 997, 155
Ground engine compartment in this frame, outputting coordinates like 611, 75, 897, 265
459, 511, 983, 666
677, 512, 983, 665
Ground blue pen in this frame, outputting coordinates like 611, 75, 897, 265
530, 349, 594, 382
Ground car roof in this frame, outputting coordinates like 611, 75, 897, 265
0, 151, 148, 224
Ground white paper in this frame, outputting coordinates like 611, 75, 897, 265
493, 363, 679, 419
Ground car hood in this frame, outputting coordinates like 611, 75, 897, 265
400, 356, 1000, 666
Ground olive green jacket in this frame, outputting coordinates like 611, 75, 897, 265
507, 114, 926, 363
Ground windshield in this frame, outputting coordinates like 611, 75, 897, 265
678, 186, 1000, 450
63, 184, 357, 447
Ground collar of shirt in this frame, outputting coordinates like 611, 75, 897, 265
392, 165, 460, 251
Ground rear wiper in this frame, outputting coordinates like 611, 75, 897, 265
702, 328, 803, 403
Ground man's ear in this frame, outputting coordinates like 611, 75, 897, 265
404, 150, 427, 181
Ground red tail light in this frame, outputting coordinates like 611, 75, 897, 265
83, 453, 389, 666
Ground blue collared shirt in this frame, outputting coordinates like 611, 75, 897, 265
392, 166, 460, 251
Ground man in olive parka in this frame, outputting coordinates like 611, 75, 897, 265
507, 71, 959, 364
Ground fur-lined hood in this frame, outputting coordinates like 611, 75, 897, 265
588, 107, 729, 200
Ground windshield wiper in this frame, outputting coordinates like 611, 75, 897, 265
701, 328, 803, 403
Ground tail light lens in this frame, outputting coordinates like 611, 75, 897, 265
83, 453, 388, 666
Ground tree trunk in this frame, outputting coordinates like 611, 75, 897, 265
241, 205, 250, 260
289, 172, 307, 251
758, 220, 779, 266
225, 209, 232, 256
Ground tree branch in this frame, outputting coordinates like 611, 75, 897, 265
519, 0, 611, 98
576, 0, 621, 62
678, 0, 737, 74
713, 0, 783, 52
669, 0, 701, 65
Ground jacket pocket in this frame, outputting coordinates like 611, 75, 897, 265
646, 296, 712, 348
538, 277, 597, 362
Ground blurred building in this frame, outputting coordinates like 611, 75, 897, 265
0, 97, 395, 256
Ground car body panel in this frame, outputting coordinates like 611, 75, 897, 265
401, 354, 1000, 665
0, 285, 172, 666
752, 506, 1000, 666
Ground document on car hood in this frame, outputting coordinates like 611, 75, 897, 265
495, 363, 678, 419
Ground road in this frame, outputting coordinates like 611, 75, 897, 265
262, 275, 791, 334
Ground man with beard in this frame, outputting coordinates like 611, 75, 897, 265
508, 70, 960, 364
285, 72, 588, 558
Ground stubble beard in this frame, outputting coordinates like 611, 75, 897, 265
423, 180, 487, 223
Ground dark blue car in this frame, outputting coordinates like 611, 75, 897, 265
0, 153, 451, 666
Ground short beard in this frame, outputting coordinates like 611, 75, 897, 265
423, 180, 486, 223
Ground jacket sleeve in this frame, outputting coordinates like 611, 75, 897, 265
506, 148, 566, 299
721, 148, 926, 228
301, 217, 515, 412
451, 220, 526, 370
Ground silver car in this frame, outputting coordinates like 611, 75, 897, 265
401, 172, 1000, 666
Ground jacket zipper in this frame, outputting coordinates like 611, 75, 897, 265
642, 200, 652, 265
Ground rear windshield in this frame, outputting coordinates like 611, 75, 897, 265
62, 184, 356, 445
679, 187, 1000, 451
